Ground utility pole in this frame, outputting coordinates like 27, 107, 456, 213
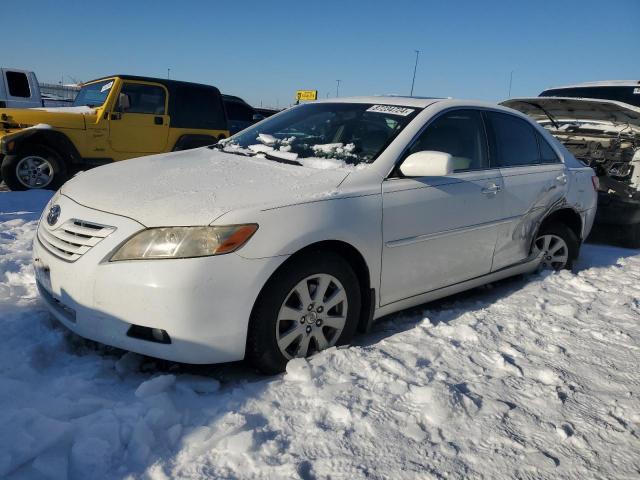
508, 70, 514, 98
410, 50, 420, 96
167, 68, 171, 80
336, 79, 341, 97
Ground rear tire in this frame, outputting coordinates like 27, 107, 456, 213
246, 252, 361, 374
1, 145, 67, 191
534, 222, 579, 270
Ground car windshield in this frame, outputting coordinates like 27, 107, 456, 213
72, 79, 115, 108
220, 102, 420, 167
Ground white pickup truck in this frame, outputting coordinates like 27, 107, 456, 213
0, 68, 43, 109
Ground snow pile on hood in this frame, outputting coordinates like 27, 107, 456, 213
311, 142, 358, 160
230, 135, 366, 171
1, 191, 639, 478
32, 106, 97, 114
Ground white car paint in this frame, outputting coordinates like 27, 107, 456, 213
33, 97, 598, 364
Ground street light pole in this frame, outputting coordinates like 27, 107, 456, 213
336, 80, 342, 97
167, 68, 171, 80
410, 50, 420, 96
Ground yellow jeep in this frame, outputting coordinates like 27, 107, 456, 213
0, 75, 229, 190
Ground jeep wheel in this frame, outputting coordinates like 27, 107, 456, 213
1, 146, 68, 191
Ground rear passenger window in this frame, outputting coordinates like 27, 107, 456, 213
6, 71, 31, 98
537, 132, 560, 163
408, 109, 488, 172
487, 112, 540, 167
172, 86, 227, 130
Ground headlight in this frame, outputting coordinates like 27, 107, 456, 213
109, 224, 258, 261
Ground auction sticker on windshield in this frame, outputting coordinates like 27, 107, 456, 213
366, 105, 415, 116
100, 81, 114, 93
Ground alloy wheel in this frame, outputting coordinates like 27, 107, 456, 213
275, 273, 348, 359
16, 156, 54, 188
534, 233, 569, 270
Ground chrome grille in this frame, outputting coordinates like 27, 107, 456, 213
38, 219, 116, 261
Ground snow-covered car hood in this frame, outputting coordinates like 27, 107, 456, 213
0, 107, 90, 130
501, 97, 640, 129
31, 106, 97, 114
60, 147, 351, 226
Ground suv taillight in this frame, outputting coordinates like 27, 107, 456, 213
591, 176, 600, 191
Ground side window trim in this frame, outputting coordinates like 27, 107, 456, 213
390, 107, 493, 178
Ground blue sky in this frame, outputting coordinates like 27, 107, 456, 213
4, 0, 639, 108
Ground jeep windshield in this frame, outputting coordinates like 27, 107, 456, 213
217, 102, 420, 167
72, 79, 115, 108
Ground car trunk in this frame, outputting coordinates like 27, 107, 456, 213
502, 97, 640, 198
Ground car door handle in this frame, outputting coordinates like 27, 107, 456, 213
556, 173, 568, 185
481, 183, 501, 195
110, 112, 121, 120
154, 116, 163, 125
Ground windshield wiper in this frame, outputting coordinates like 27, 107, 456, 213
208, 143, 254, 157
209, 143, 302, 165
261, 151, 302, 166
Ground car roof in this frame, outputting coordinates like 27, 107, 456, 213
543, 80, 640, 90
313, 96, 513, 111
313, 96, 442, 108
82, 74, 220, 92
222, 94, 250, 104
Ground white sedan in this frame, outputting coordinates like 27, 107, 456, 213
33, 97, 598, 373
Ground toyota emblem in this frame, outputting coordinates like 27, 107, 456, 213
47, 205, 61, 226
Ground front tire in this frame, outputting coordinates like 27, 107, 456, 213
534, 222, 579, 270
246, 253, 361, 374
1, 145, 67, 191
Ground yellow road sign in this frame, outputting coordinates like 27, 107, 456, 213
296, 90, 318, 101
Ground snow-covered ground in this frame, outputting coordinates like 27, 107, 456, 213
1, 190, 639, 479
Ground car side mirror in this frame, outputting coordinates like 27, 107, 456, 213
399, 151, 453, 177
252, 113, 264, 121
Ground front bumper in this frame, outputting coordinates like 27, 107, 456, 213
33, 194, 287, 364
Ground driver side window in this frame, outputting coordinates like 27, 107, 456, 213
407, 109, 488, 172
117, 83, 166, 115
